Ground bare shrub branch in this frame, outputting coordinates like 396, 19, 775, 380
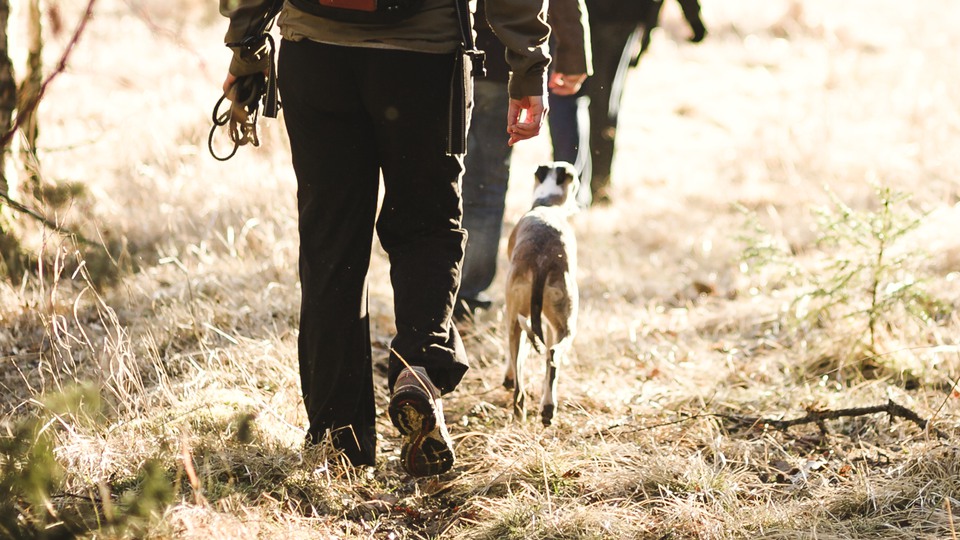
720, 399, 949, 439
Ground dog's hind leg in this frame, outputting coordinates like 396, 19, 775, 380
540, 338, 572, 426
505, 315, 527, 421
538, 323, 557, 426
503, 315, 519, 390
540, 319, 574, 426
540, 350, 558, 426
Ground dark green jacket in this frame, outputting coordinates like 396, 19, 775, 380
220, 0, 551, 98
476, 0, 591, 83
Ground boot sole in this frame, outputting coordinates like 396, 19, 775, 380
389, 389, 454, 476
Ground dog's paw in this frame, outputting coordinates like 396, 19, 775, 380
540, 404, 554, 426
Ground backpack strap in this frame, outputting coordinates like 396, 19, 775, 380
454, 0, 485, 78
446, 0, 486, 155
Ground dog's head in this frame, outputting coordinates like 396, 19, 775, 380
532, 161, 580, 210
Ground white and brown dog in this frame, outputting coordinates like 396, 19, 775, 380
503, 162, 579, 426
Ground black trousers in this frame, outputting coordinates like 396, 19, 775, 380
582, 19, 641, 199
277, 39, 470, 464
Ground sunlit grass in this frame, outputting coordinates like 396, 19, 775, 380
1, 0, 960, 537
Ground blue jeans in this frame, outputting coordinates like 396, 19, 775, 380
459, 80, 512, 307
548, 92, 593, 207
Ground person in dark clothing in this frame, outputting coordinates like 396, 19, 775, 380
219, 0, 552, 476
456, 0, 591, 320
642, 0, 707, 53
551, 0, 707, 205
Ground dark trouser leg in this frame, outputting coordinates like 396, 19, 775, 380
459, 80, 511, 308
677, 0, 706, 41
640, 1, 664, 53
549, 92, 581, 165
585, 21, 641, 202
354, 49, 470, 395
278, 39, 380, 465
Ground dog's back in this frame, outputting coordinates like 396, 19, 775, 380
503, 162, 580, 426
506, 207, 577, 346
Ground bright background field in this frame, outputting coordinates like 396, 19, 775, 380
2, 0, 960, 538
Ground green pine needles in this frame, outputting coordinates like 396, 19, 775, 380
0, 385, 175, 538
739, 184, 949, 357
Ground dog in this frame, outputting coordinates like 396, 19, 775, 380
503, 161, 580, 426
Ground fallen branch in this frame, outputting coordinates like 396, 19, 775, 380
598, 398, 950, 441
588, 412, 712, 439
720, 398, 948, 439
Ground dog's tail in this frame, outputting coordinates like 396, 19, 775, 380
529, 269, 547, 353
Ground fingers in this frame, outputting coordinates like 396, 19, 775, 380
548, 73, 587, 96
222, 73, 238, 94
508, 122, 540, 146
507, 96, 547, 146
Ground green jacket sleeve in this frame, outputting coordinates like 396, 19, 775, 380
548, 0, 592, 77
483, 0, 552, 99
219, 0, 275, 77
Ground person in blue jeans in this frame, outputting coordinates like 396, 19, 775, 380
551, 0, 707, 206
456, 0, 592, 320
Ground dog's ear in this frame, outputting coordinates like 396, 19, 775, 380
551, 165, 576, 186
535, 165, 550, 183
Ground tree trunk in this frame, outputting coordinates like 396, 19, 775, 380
19, 0, 42, 194
0, 0, 15, 195
0, 0, 25, 281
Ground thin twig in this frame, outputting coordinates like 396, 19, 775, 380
929, 353, 960, 425
0, 183, 96, 246
0, 187, 56, 229
120, 0, 213, 81
0, 0, 98, 148
0, 0, 101, 247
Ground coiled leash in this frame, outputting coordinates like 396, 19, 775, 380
208, 0, 283, 161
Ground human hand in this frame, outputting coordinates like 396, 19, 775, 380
223, 72, 238, 94
548, 72, 587, 96
507, 95, 547, 146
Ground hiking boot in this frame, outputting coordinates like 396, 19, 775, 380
388, 366, 455, 477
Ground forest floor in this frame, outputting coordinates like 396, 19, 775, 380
2, 0, 960, 538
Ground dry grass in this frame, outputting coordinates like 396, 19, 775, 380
2, 0, 960, 538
